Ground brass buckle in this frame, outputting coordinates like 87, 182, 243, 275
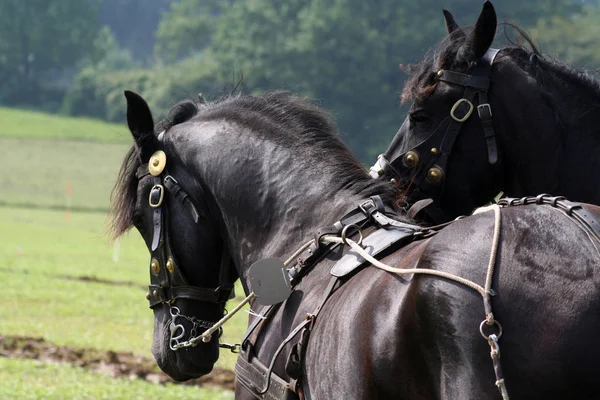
149, 184, 164, 208
450, 98, 474, 122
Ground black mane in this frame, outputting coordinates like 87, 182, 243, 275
110, 91, 398, 238
401, 22, 600, 104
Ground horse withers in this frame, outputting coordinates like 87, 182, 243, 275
111, 90, 600, 399
371, 1, 600, 223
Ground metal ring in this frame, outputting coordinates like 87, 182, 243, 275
479, 319, 503, 340
450, 98, 474, 122
149, 184, 164, 208
341, 224, 363, 247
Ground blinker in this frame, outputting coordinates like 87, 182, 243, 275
149, 150, 167, 176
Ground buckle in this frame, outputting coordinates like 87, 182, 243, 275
450, 98, 474, 122
149, 184, 164, 208
359, 199, 376, 216
477, 103, 492, 119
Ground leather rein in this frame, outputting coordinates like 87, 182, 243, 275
370, 48, 502, 223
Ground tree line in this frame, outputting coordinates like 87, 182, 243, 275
1, 0, 597, 161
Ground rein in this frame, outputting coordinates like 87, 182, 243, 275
370, 48, 502, 223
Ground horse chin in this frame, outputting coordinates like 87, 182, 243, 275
151, 320, 218, 381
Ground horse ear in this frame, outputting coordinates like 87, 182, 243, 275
458, 1, 497, 61
443, 9, 460, 35
124, 90, 158, 160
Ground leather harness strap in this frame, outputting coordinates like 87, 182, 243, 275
498, 195, 600, 243
236, 276, 339, 399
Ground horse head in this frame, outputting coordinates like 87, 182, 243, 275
373, 1, 575, 222
111, 91, 237, 380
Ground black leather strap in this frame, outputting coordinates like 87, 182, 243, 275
498, 195, 600, 243
236, 276, 339, 400
235, 350, 299, 400
438, 70, 490, 90
164, 175, 200, 223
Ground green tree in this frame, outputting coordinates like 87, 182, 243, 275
0, 0, 102, 107
529, 3, 600, 68
155, 0, 228, 62
204, 0, 584, 161
98, 0, 173, 62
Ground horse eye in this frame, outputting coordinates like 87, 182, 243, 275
409, 111, 430, 123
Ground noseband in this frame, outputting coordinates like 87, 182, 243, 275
371, 48, 501, 222
136, 151, 235, 350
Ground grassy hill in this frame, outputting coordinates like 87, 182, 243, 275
0, 107, 130, 143
1, 107, 133, 211
0, 108, 240, 397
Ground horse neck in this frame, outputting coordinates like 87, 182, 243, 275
233, 183, 367, 284
197, 147, 373, 286
496, 57, 600, 201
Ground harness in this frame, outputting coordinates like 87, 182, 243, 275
370, 48, 502, 223
233, 195, 600, 400
235, 197, 426, 399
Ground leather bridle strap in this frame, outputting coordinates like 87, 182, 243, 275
137, 162, 234, 308
437, 48, 500, 166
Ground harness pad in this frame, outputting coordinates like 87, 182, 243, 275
330, 227, 416, 277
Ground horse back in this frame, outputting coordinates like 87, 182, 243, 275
305, 204, 600, 399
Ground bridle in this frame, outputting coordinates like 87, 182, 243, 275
136, 149, 235, 351
370, 48, 502, 223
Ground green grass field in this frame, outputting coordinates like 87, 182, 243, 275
0, 358, 233, 400
1, 108, 248, 398
0, 107, 130, 143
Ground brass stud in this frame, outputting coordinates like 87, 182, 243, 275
431, 148, 439, 155
390, 178, 397, 184
151, 259, 160, 274
427, 167, 444, 185
166, 258, 175, 273
437, 70, 444, 77
145, 292, 151, 300
149, 150, 167, 176
153, 290, 159, 298
403, 151, 420, 168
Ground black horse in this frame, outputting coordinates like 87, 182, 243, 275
371, 1, 600, 223
111, 90, 600, 399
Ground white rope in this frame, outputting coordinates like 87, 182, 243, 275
196, 292, 255, 343
284, 239, 316, 267
482, 204, 501, 294
321, 235, 487, 296
195, 239, 316, 343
